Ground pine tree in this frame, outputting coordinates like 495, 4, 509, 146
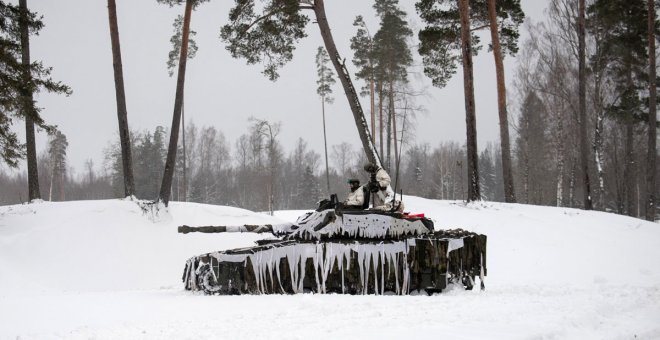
107, 0, 135, 198
350, 16, 376, 144
157, 0, 208, 206
478, 147, 495, 201
588, 0, 653, 216
47, 129, 67, 201
515, 92, 550, 204
0, 1, 70, 196
297, 166, 321, 209
167, 11, 200, 203
486, 0, 519, 204
416, 0, 523, 202
315, 46, 334, 196
372, 0, 413, 175
221, 0, 382, 170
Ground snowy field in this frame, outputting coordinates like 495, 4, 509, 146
0, 197, 659, 339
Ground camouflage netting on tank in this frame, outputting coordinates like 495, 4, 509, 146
183, 230, 486, 295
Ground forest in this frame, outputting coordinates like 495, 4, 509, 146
0, 0, 658, 221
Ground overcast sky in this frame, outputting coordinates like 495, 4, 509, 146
6, 0, 547, 176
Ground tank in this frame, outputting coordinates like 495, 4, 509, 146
179, 196, 487, 295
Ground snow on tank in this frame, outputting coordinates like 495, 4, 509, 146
178, 201, 487, 295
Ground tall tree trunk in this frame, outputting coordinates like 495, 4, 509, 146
569, 160, 576, 207
523, 157, 530, 203
390, 79, 399, 181
370, 72, 375, 145
182, 95, 187, 201
487, 0, 515, 204
386, 96, 392, 171
458, 0, 480, 202
594, 102, 606, 208
593, 57, 606, 209
624, 119, 635, 216
59, 169, 65, 201
49, 168, 53, 201
624, 62, 636, 216
378, 83, 384, 161
19, 0, 40, 201
613, 126, 624, 213
107, 0, 135, 198
577, 0, 592, 210
555, 115, 565, 207
321, 97, 330, 194
646, 0, 657, 221
159, 0, 193, 205
313, 0, 382, 170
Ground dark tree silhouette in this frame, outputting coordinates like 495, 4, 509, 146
107, 0, 135, 198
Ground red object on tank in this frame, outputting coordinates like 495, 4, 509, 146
405, 213, 425, 218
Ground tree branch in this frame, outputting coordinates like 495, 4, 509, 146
470, 24, 489, 31
236, 7, 285, 39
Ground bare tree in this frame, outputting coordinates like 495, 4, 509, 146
331, 142, 356, 178
250, 118, 281, 215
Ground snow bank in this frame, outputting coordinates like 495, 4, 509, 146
1, 197, 659, 339
0, 199, 283, 292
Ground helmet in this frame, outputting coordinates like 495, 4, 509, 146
347, 179, 360, 185
364, 163, 377, 173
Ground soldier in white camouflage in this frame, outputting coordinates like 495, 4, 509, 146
342, 179, 365, 208
364, 163, 404, 212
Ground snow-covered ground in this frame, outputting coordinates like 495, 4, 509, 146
0, 197, 658, 339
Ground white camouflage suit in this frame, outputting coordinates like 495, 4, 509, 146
372, 168, 403, 212
344, 185, 365, 207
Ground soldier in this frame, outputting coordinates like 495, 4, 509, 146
364, 163, 403, 212
342, 179, 365, 209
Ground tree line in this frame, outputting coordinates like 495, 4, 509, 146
1, 0, 657, 221
0, 122, 503, 210
508, 0, 658, 218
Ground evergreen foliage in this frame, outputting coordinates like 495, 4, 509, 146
167, 14, 199, 77
373, 0, 413, 85
0, 1, 70, 167
134, 127, 166, 198
220, 0, 383, 169
315, 46, 334, 102
588, 0, 654, 123
416, 0, 524, 88
220, 0, 310, 81
47, 129, 67, 201
478, 147, 495, 201
297, 166, 321, 209
350, 15, 375, 97
156, 0, 209, 205
515, 92, 551, 205
315, 46, 334, 195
